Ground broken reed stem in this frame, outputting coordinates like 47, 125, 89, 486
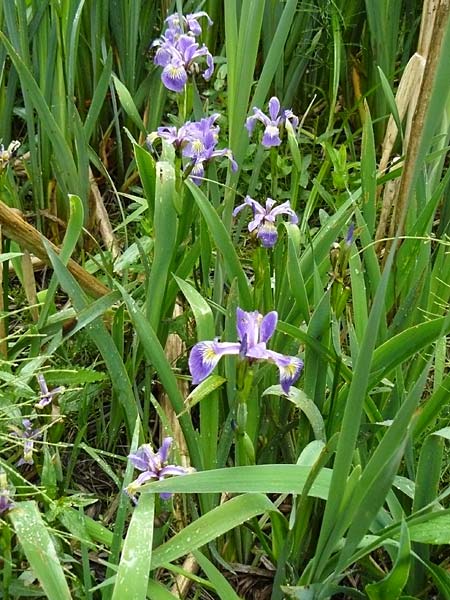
394, 1, 450, 237
0, 198, 110, 298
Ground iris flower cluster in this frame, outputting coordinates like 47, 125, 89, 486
233, 196, 298, 248
189, 307, 303, 394
147, 113, 237, 184
247, 96, 299, 148
126, 437, 190, 501
153, 11, 214, 92
11, 419, 41, 467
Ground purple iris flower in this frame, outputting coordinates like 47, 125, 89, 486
0, 473, 13, 515
189, 308, 303, 394
153, 30, 214, 92
146, 121, 196, 150
147, 115, 237, 184
126, 437, 190, 501
11, 419, 41, 467
345, 223, 355, 246
233, 196, 298, 248
35, 374, 62, 409
246, 97, 299, 148
165, 11, 213, 37
182, 116, 237, 183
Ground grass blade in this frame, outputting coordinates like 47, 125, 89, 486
111, 491, 155, 600
9, 502, 72, 600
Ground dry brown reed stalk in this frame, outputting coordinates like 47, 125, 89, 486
376, 0, 450, 246
160, 299, 197, 598
89, 167, 121, 260
21, 249, 39, 322
0, 226, 6, 358
170, 554, 200, 599
0, 198, 110, 298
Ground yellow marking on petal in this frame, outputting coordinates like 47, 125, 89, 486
202, 346, 219, 364
168, 65, 185, 80
282, 363, 298, 377
191, 139, 204, 153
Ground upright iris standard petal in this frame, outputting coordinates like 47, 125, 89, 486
189, 307, 303, 394
233, 196, 298, 248
268, 97, 281, 120
185, 12, 213, 35
156, 436, 173, 464
128, 444, 155, 472
260, 311, 278, 343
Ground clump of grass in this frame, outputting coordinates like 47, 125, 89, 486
1, 2, 450, 599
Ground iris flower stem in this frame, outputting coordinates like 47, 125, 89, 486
253, 246, 272, 313
177, 87, 187, 123
235, 363, 255, 466
270, 147, 278, 198
247, 144, 268, 198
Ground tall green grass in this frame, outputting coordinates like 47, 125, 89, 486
1, 1, 450, 599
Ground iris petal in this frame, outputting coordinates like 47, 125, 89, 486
262, 125, 282, 148
189, 341, 240, 383
161, 62, 188, 92
268, 96, 281, 120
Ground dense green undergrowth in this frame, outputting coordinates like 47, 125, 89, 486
1, 1, 450, 599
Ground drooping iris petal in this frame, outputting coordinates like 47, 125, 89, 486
161, 60, 188, 92
262, 125, 282, 147
160, 465, 190, 477
133, 470, 159, 487
204, 51, 214, 80
188, 341, 241, 383
257, 222, 278, 247
283, 109, 299, 129
188, 160, 205, 185
270, 200, 299, 224
265, 350, 304, 394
